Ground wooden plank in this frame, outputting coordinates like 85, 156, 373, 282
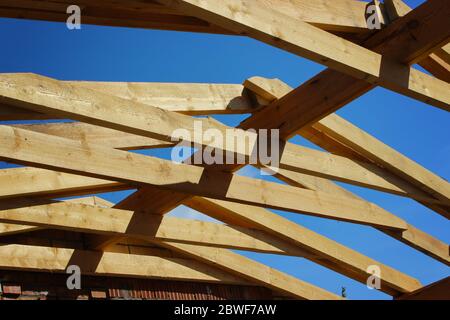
158, 0, 450, 112
363, 0, 450, 64
0, 244, 250, 285
241, 77, 450, 263
0, 199, 311, 258
0, 125, 407, 230
156, 241, 342, 300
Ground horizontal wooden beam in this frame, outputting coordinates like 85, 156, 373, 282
0, 199, 311, 258
0, 125, 407, 230
12, 122, 174, 151
0, 80, 256, 120
0, 244, 250, 285
0, 169, 433, 294
0, 167, 126, 200
159, 0, 450, 112
71, 81, 255, 115
0, 0, 381, 34
0, 223, 39, 236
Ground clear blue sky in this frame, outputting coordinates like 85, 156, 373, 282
0, 0, 448, 300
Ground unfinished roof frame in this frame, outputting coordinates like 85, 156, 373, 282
0, 0, 448, 300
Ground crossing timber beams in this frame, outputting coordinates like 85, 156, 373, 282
156, 241, 342, 300
243, 77, 450, 219
157, 0, 450, 112
0, 126, 407, 230
0, 0, 448, 300
0, 0, 382, 34
7, 121, 446, 206
239, 2, 450, 138
185, 197, 423, 295
0, 73, 446, 209
383, 0, 450, 82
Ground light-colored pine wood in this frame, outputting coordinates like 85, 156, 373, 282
0, 244, 250, 285
241, 77, 450, 264
0, 125, 407, 230
0, 223, 39, 236
0, 80, 256, 120
244, 77, 450, 219
0, 199, 311, 258
0, 167, 125, 200
12, 122, 173, 150
185, 197, 425, 295
158, 0, 450, 111
0, 0, 381, 34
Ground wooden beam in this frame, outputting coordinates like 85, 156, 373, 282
383, 0, 450, 82
155, 241, 342, 299
0, 126, 407, 230
185, 197, 427, 295
10, 121, 447, 206
242, 1, 450, 135
71, 81, 255, 115
0, 223, 39, 236
0, 199, 311, 258
244, 77, 450, 219
0, 80, 256, 120
0, 244, 250, 285
363, 0, 450, 64
274, 142, 450, 206
158, 0, 450, 112
0, 0, 382, 34
314, 115, 450, 208
12, 122, 173, 151
238, 78, 450, 264
0, 73, 446, 203
0, 167, 126, 200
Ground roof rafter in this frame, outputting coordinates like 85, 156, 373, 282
157, 0, 450, 112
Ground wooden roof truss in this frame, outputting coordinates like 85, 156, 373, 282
0, 0, 449, 300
